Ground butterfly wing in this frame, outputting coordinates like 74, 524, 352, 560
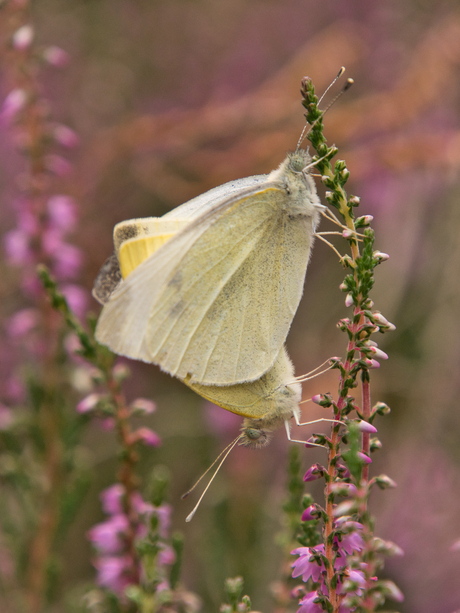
96, 179, 315, 385
185, 345, 301, 420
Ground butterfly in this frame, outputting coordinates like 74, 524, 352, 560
93, 149, 323, 388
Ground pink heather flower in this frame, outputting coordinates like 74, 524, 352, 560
155, 504, 172, 538
356, 420, 377, 433
76, 393, 101, 413
297, 591, 323, 613
0, 404, 13, 430
45, 154, 72, 176
12, 25, 34, 50
42, 46, 69, 67
340, 531, 365, 555
357, 451, 372, 464
303, 464, 325, 482
345, 293, 354, 308
61, 284, 88, 319
53, 244, 83, 279
301, 505, 317, 521
134, 427, 161, 447
101, 484, 125, 515
341, 569, 366, 596
311, 394, 322, 405
131, 492, 155, 517
342, 229, 354, 239
53, 124, 79, 148
1, 89, 27, 120
4, 229, 31, 265
100, 417, 115, 431
7, 308, 38, 338
291, 546, 324, 583
130, 398, 156, 414
158, 544, 176, 566
47, 195, 77, 230
93, 554, 132, 594
328, 482, 358, 496
369, 346, 388, 360
88, 514, 129, 554
363, 358, 380, 369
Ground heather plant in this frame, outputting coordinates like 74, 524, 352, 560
284, 77, 403, 613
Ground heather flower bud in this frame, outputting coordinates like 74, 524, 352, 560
342, 228, 354, 239
355, 214, 373, 227
130, 398, 156, 414
340, 168, 350, 181
356, 420, 377, 433
332, 500, 357, 516
345, 293, 354, 308
371, 312, 396, 331
373, 401, 391, 416
2, 88, 27, 120
42, 46, 69, 67
373, 250, 390, 263
356, 452, 372, 464
311, 393, 332, 407
77, 393, 102, 413
12, 25, 34, 50
363, 358, 380, 369
372, 475, 397, 490
379, 580, 404, 602
369, 346, 388, 360
372, 537, 403, 556
339, 282, 348, 291
301, 504, 319, 521
348, 195, 360, 206
133, 427, 161, 447
112, 363, 131, 381
329, 482, 357, 496
53, 124, 79, 148
303, 463, 325, 482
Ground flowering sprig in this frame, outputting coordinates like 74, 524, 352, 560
39, 268, 200, 612
288, 76, 402, 613
0, 7, 88, 612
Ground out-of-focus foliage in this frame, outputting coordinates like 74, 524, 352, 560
2, 1, 460, 612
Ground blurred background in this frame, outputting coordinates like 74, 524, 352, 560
2, 0, 460, 611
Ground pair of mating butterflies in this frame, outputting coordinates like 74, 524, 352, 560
93, 148, 325, 447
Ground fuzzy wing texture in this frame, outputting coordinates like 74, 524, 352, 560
96, 186, 313, 385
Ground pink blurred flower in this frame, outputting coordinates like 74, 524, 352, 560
101, 484, 125, 515
133, 427, 161, 447
297, 591, 323, 613
130, 398, 156, 414
93, 554, 132, 594
291, 546, 323, 583
76, 393, 102, 413
53, 124, 79, 148
53, 244, 83, 279
1, 89, 27, 120
42, 46, 69, 67
47, 195, 77, 230
7, 308, 38, 338
4, 229, 32, 265
61, 284, 88, 319
88, 514, 129, 554
12, 25, 34, 50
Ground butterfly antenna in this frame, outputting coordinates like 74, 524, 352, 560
317, 66, 346, 106
297, 67, 353, 150
285, 357, 339, 386
184, 433, 244, 522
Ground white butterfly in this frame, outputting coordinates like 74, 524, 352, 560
94, 149, 322, 387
